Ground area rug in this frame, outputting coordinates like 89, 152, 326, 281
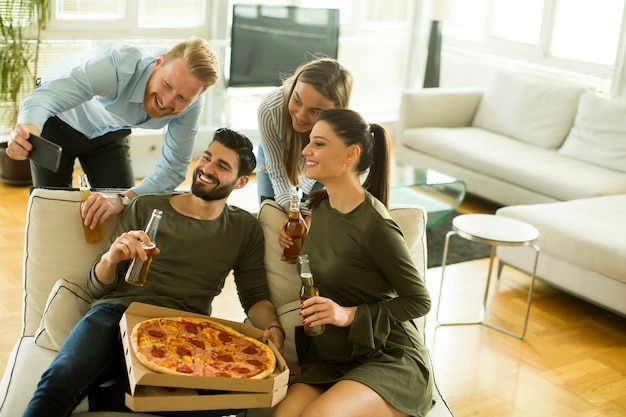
427, 211, 492, 268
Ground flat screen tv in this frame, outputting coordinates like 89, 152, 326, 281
228, 4, 340, 87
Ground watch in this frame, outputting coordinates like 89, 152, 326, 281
117, 193, 131, 207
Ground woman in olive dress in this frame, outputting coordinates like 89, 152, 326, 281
274, 109, 434, 417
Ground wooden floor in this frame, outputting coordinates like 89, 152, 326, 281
1, 169, 625, 417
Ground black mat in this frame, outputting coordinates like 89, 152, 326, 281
427, 212, 492, 268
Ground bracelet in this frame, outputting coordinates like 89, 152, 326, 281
267, 324, 286, 339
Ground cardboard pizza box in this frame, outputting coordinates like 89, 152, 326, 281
125, 385, 288, 412
120, 302, 289, 400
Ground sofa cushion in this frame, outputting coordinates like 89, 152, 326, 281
257, 201, 302, 366
23, 189, 119, 337
34, 279, 93, 352
0, 336, 160, 417
558, 90, 626, 173
472, 70, 583, 149
496, 194, 626, 283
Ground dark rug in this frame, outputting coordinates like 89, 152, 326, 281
427, 211, 492, 268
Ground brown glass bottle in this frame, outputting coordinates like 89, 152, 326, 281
125, 209, 163, 286
282, 194, 303, 264
78, 174, 103, 243
298, 254, 325, 336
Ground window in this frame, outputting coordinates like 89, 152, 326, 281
47, 0, 208, 35
445, 0, 487, 41
490, 0, 543, 45
0, 0, 35, 26
137, 0, 206, 28
551, 0, 624, 65
56, 0, 124, 20
444, 0, 626, 79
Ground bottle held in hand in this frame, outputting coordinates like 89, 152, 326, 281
282, 194, 304, 264
298, 254, 325, 336
125, 209, 163, 287
78, 174, 103, 243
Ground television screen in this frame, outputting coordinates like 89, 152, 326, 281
228, 4, 340, 87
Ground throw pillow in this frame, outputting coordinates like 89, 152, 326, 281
558, 90, 626, 173
34, 279, 93, 351
472, 70, 584, 149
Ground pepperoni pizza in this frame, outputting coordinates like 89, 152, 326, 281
131, 317, 276, 379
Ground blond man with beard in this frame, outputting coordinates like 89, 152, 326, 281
6, 37, 219, 227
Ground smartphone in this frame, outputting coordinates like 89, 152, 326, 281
28, 133, 62, 173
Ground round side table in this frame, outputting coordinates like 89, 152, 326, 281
436, 213, 540, 339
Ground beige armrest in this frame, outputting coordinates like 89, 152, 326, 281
397, 88, 484, 130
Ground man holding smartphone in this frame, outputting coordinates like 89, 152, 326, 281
6, 37, 219, 226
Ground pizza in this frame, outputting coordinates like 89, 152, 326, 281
131, 317, 276, 379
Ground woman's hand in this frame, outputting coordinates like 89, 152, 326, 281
300, 296, 356, 328
278, 215, 308, 250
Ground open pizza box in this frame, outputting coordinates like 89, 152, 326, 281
120, 302, 289, 411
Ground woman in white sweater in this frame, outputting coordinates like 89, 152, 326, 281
256, 57, 352, 213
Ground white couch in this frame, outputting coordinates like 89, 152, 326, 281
396, 69, 626, 318
0, 188, 453, 417
496, 195, 626, 317
396, 70, 626, 206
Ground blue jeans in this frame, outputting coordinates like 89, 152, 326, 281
256, 145, 323, 204
22, 304, 239, 417
256, 145, 274, 204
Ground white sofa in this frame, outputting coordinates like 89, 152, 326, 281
396, 69, 626, 318
0, 188, 453, 417
496, 195, 626, 317
396, 70, 626, 206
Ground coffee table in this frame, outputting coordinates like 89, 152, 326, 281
389, 161, 466, 229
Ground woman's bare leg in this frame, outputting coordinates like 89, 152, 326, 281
272, 383, 324, 417
273, 380, 409, 417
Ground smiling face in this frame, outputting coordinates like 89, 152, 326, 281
191, 141, 248, 201
302, 120, 358, 183
144, 56, 205, 119
287, 81, 337, 133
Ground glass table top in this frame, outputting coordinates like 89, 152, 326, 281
389, 161, 467, 229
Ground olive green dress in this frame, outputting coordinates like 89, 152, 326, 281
294, 193, 434, 417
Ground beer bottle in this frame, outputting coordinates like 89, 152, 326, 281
125, 209, 163, 287
282, 194, 304, 264
78, 174, 103, 243
298, 254, 325, 336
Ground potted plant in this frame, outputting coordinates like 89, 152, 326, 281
0, 0, 49, 185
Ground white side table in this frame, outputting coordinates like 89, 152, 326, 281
435, 214, 540, 339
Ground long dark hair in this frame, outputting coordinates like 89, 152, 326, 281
308, 109, 391, 208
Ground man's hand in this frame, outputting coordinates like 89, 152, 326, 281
105, 230, 158, 263
80, 191, 133, 229
95, 230, 160, 285
6, 124, 40, 160
248, 300, 285, 354
262, 325, 285, 355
